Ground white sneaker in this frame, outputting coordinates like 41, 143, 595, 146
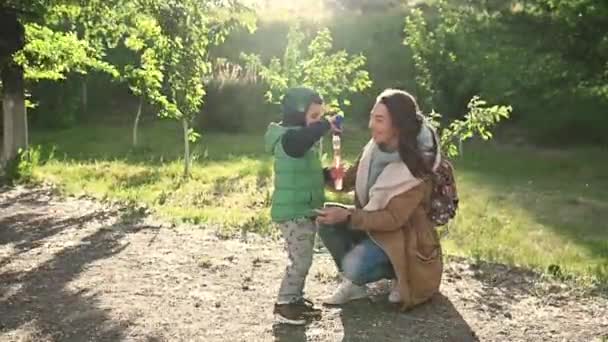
388, 280, 401, 304
323, 279, 368, 305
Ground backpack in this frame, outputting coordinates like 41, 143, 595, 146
426, 129, 459, 226
429, 158, 459, 226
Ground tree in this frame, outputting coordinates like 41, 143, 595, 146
122, 12, 168, 148
1, 0, 118, 166
150, 0, 255, 177
529, 0, 608, 99
242, 24, 372, 116
1, 7, 27, 165
403, 2, 470, 112
427, 97, 512, 158
46, 0, 128, 116
15, 22, 117, 81
404, 1, 512, 157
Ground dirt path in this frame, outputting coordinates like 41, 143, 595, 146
1, 185, 607, 342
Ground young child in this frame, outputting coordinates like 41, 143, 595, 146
264, 87, 340, 325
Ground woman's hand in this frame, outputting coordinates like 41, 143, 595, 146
315, 207, 351, 225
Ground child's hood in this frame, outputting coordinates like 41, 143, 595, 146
264, 123, 289, 153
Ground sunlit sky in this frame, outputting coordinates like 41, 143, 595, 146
240, 0, 419, 21
241, 0, 332, 15
235, 0, 333, 23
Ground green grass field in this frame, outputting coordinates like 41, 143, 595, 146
29, 120, 608, 285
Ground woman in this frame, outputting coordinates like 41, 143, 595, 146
315, 89, 443, 311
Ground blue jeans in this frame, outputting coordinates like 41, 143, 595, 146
318, 222, 395, 285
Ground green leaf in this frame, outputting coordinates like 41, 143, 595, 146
242, 24, 371, 117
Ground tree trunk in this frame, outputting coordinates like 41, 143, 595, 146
81, 75, 88, 117
182, 118, 190, 177
133, 95, 144, 147
459, 139, 464, 158
2, 64, 27, 166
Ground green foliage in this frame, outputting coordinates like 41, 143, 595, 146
430, 96, 512, 158
403, 1, 482, 113
121, 12, 167, 100
151, 1, 209, 122
200, 81, 276, 132
403, 7, 437, 111
404, 2, 512, 157
241, 24, 372, 116
17, 146, 43, 182
46, 1, 130, 52
14, 23, 117, 81
12, 0, 133, 82
2, 145, 53, 184
146, 0, 236, 176
10, 0, 608, 152
401, 0, 608, 145
196, 59, 275, 132
530, 0, 608, 70
75, 0, 257, 176
149, 0, 254, 122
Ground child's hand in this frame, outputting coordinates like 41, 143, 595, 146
327, 115, 343, 134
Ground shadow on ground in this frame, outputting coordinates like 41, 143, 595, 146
0, 188, 158, 341
272, 294, 478, 342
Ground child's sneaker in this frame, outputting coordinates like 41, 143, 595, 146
274, 303, 307, 325
294, 298, 322, 318
274, 298, 322, 325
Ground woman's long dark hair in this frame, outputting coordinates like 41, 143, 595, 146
377, 89, 430, 178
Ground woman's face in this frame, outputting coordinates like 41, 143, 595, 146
369, 102, 399, 148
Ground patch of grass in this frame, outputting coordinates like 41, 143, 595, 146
31, 121, 608, 284
447, 142, 608, 286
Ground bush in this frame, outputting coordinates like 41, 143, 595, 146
2, 145, 53, 184
29, 79, 80, 129
29, 71, 137, 128
520, 89, 608, 146
198, 81, 278, 133
402, 1, 608, 145
196, 60, 278, 133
